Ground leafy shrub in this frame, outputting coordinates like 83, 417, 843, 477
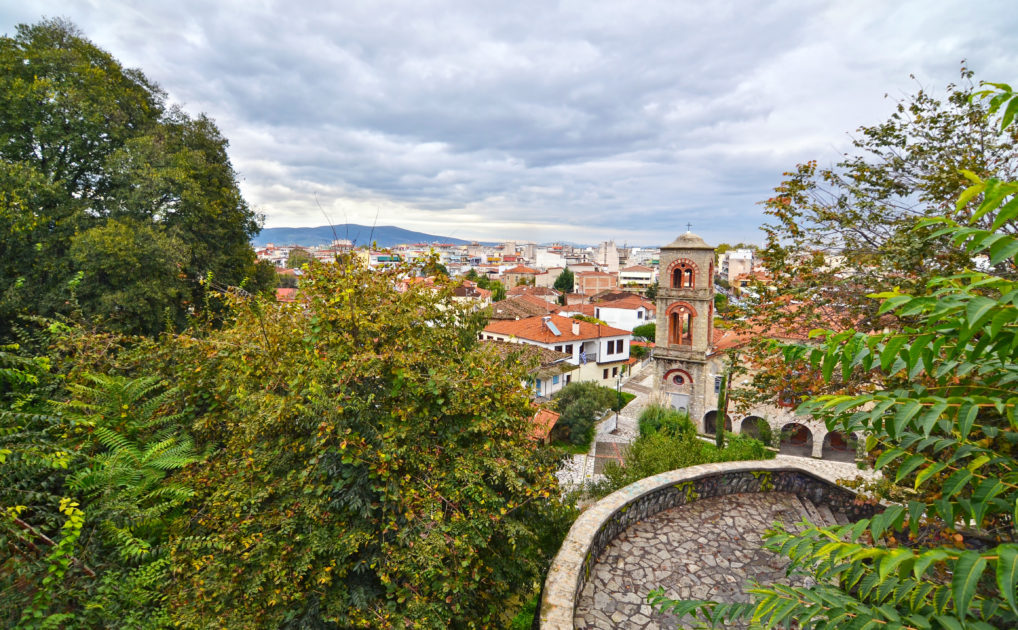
638, 405, 694, 439
591, 428, 772, 498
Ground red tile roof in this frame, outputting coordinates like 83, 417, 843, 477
504, 265, 539, 274
594, 295, 656, 311
483, 314, 630, 342
532, 408, 560, 442
620, 265, 655, 272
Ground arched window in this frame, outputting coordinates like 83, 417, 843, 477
669, 305, 694, 346
670, 260, 696, 289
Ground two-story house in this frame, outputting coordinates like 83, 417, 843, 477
481, 314, 632, 384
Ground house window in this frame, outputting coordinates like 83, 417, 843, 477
612, 367, 618, 377
565, 344, 573, 354
552, 375, 559, 385
616, 340, 624, 353
637, 310, 643, 319
536, 378, 542, 393
565, 374, 572, 384
715, 376, 722, 393
603, 368, 609, 379
554, 345, 563, 352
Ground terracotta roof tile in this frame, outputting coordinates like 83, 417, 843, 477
483, 314, 630, 342
532, 408, 560, 441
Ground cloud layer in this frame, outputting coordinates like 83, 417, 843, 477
4, 1, 1017, 245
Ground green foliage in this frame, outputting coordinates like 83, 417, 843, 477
285, 248, 314, 268
644, 281, 658, 300
553, 268, 574, 294
630, 344, 649, 360
632, 323, 656, 341
551, 381, 620, 445
753, 417, 775, 447
69, 219, 191, 335
652, 83, 1018, 629
0, 18, 265, 338
2, 366, 195, 629
638, 405, 695, 439
163, 254, 570, 628
571, 314, 608, 326
592, 429, 771, 499
490, 279, 507, 301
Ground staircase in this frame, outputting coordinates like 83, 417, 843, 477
793, 495, 850, 528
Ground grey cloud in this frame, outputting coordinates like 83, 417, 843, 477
2, 0, 1017, 246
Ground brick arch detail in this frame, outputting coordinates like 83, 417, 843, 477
666, 301, 699, 318
662, 368, 693, 385
665, 257, 700, 278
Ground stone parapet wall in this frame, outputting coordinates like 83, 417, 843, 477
538, 457, 880, 629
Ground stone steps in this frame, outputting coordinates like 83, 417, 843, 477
797, 497, 850, 529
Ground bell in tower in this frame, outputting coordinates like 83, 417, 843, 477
653, 230, 716, 427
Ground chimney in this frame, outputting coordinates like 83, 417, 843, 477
572, 321, 580, 335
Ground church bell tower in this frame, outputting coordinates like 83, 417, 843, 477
653, 231, 716, 427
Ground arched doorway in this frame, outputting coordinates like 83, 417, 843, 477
821, 431, 857, 463
703, 410, 732, 435
779, 423, 813, 458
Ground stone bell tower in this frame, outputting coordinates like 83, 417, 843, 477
653, 231, 716, 427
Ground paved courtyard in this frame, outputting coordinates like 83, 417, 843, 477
574, 491, 830, 629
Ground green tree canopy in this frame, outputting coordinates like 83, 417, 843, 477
162, 255, 569, 627
285, 248, 314, 268
553, 268, 574, 294
0, 18, 266, 337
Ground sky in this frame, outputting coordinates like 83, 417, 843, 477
3, 1, 1017, 247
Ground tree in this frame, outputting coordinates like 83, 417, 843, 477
489, 279, 507, 302
550, 382, 619, 445
162, 254, 569, 628
69, 219, 191, 335
553, 268, 574, 294
0, 19, 266, 338
651, 83, 1018, 630
285, 248, 314, 268
632, 323, 656, 341
732, 68, 1018, 411
644, 281, 658, 300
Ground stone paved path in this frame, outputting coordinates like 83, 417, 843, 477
574, 492, 821, 629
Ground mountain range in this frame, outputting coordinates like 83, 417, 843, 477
252, 224, 494, 248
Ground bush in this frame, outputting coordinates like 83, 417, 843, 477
638, 405, 695, 438
591, 427, 773, 498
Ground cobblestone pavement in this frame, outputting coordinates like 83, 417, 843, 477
574, 492, 822, 629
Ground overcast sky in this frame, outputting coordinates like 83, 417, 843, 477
3, 1, 1016, 246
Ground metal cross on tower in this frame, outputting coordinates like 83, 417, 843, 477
686, 222, 693, 232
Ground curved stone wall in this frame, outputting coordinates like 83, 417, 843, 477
538, 457, 880, 629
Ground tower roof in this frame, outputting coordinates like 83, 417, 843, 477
663, 231, 713, 250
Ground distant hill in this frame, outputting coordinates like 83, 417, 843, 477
252, 225, 493, 248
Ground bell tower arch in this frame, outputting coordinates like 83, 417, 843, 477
654, 231, 716, 425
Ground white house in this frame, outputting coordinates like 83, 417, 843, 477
481, 314, 632, 385
558, 295, 656, 332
